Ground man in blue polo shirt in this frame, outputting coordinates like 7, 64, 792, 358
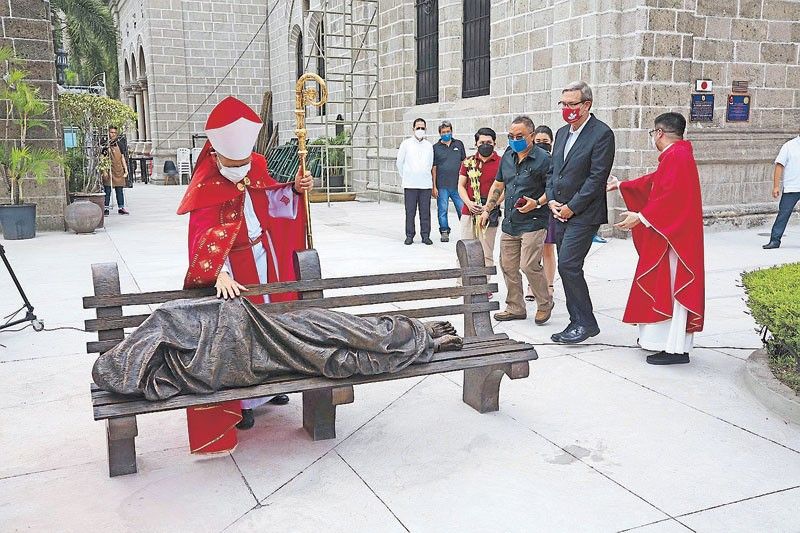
433, 121, 466, 242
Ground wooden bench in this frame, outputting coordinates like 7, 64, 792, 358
84, 240, 538, 477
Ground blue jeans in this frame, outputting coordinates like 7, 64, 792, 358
436, 187, 464, 233
769, 191, 800, 243
103, 185, 125, 209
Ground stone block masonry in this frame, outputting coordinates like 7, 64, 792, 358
0, 0, 67, 231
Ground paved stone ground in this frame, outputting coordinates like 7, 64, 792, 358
1, 184, 799, 532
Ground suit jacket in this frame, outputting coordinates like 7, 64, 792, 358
545, 114, 615, 226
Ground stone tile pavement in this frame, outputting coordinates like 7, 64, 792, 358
1, 185, 799, 532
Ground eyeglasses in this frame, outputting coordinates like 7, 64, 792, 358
507, 134, 529, 141
648, 128, 676, 136
558, 100, 587, 109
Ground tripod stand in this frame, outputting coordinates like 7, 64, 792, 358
0, 243, 44, 332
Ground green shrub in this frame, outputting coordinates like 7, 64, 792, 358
742, 262, 800, 391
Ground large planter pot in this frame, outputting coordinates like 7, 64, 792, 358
70, 192, 106, 228
0, 203, 37, 240
323, 174, 345, 192
64, 200, 103, 234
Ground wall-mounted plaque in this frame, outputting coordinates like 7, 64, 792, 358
690, 93, 714, 122
726, 94, 751, 122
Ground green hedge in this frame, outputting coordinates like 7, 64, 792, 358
742, 262, 800, 390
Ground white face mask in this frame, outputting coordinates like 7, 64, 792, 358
414, 129, 426, 140
218, 161, 251, 183
649, 132, 658, 151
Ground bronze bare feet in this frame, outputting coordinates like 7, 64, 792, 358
433, 334, 463, 352
424, 321, 457, 339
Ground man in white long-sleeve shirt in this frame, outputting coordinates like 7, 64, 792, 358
396, 118, 435, 245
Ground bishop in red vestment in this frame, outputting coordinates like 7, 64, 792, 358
608, 112, 705, 366
177, 96, 312, 453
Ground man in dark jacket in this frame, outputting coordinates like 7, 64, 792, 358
481, 116, 555, 326
546, 81, 615, 344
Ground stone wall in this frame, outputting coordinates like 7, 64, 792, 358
111, 0, 800, 229
111, 0, 277, 179
630, 0, 800, 230
368, 0, 799, 229
0, 0, 67, 231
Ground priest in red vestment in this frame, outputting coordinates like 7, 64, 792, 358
607, 112, 705, 365
177, 96, 312, 453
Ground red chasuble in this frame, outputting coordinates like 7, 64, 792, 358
618, 140, 705, 333
177, 142, 306, 454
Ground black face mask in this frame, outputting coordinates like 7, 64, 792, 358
536, 142, 552, 153
477, 144, 494, 157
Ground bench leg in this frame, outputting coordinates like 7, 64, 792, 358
463, 362, 530, 413
302, 386, 354, 441
106, 416, 138, 477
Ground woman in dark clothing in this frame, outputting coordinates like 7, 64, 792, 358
526, 125, 557, 301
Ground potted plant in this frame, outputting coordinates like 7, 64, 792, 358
59, 91, 136, 227
309, 131, 349, 191
0, 47, 64, 240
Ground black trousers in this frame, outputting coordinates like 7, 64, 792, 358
404, 188, 432, 239
554, 220, 600, 329
103, 185, 125, 208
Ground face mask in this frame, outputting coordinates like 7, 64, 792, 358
509, 138, 529, 154
218, 161, 251, 183
477, 144, 494, 157
414, 129, 426, 140
536, 142, 552, 153
562, 106, 582, 124
440, 133, 452, 142
649, 132, 659, 151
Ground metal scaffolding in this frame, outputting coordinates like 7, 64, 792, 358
304, 0, 381, 203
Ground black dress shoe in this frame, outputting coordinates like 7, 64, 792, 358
555, 324, 600, 344
646, 351, 690, 365
268, 394, 290, 405
236, 408, 255, 430
422, 237, 433, 245
404, 237, 413, 245
550, 323, 575, 342
762, 241, 780, 249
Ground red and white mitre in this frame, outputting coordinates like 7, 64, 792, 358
204, 96, 263, 160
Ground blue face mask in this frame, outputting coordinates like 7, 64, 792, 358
509, 138, 529, 153
440, 133, 452, 142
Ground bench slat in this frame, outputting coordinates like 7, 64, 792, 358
84, 284, 498, 333
92, 346, 537, 419
90, 340, 533, 407
355, 301, 499, 320
83, 267, 497, 309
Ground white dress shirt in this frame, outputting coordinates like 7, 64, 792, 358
564, 116, 591, 158
775, 135, 800, 193
396, 137, 434, 189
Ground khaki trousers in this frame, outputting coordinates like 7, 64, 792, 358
500, 229, 552, 316
459, 215, 498, 281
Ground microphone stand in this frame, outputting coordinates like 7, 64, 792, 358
0, 244, 44, 332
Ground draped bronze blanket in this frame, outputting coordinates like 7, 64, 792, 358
92, 297, 439, 400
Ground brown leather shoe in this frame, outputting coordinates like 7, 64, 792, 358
535, 302, 555, 325
494, 310, 527, 321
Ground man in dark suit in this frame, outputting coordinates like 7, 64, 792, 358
545, 81, 615, 344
